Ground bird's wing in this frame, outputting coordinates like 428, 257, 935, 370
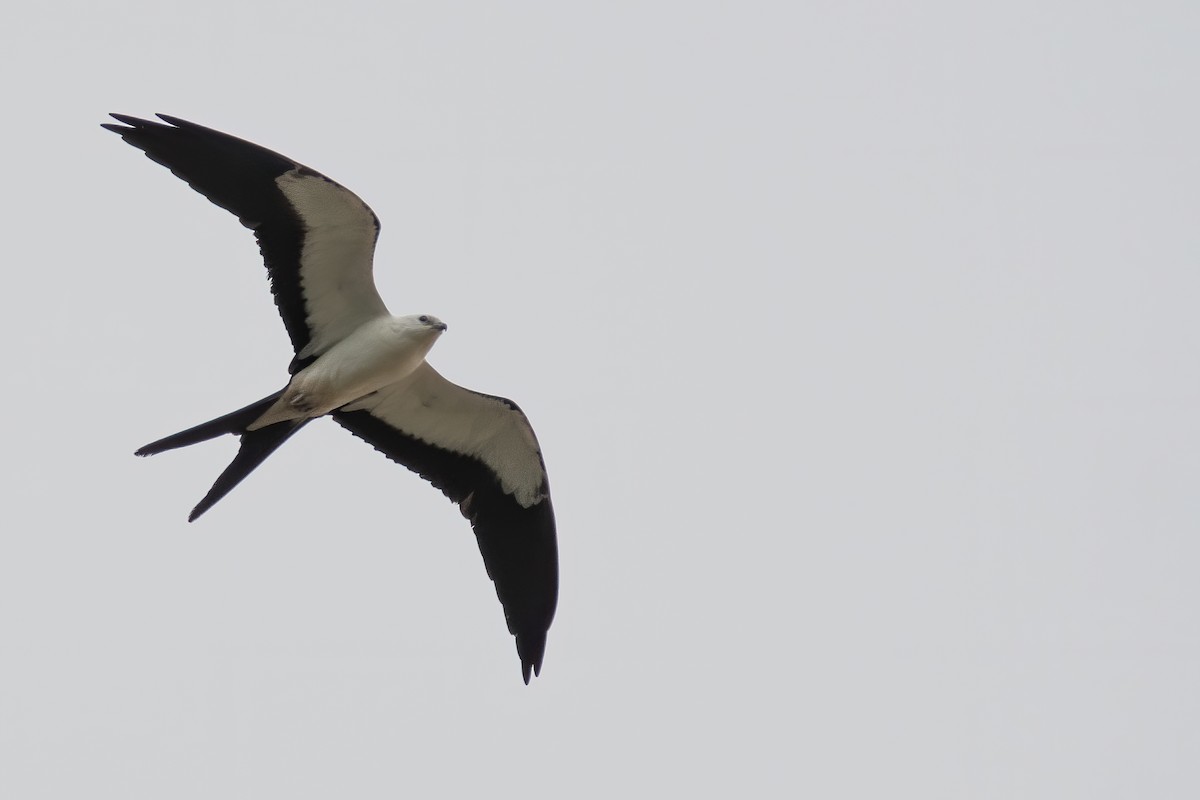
102, 114, 389, 364
333, 363, 559, 683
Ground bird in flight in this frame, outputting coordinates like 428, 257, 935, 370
103, 114, 558, 683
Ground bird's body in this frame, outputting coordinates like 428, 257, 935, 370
251, 314, 447, 429
104, 114, 558, 683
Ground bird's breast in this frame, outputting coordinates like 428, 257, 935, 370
293, 317, 437, 413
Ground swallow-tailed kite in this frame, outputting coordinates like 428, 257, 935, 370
103, 114, 558, 683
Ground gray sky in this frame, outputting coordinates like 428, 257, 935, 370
2, 1, 1198, 797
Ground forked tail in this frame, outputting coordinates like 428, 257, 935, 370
135, 392, 311, 521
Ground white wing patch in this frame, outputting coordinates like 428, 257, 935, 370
345, 363, 549, 508
276, 170, 389, 357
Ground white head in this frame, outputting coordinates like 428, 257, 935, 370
384, 314, 448, 358
411, 313, 448, 333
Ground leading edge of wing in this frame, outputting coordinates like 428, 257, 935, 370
101, 114, 387, 357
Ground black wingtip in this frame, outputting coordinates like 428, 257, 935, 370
104, 114, 189, 134
516, 631, 547, 684
107, 113, 147, 127
155, 113, 190, 127
519, 657, 544, 685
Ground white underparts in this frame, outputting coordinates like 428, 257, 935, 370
248, 315, 443, 430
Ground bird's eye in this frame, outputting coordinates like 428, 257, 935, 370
419, 315, 430, 324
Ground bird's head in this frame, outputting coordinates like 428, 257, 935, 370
414, 313, 449, 334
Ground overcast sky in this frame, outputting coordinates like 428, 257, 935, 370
2, 1, 1198, 797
